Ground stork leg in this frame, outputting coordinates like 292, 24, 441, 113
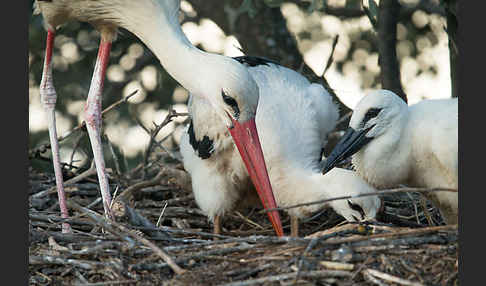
40, 30, 71, 233
213, 214, 222, 235
84, 33, 114, 220
290, 216, 299, 237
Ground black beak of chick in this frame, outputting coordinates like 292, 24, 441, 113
322, 126, 374, 174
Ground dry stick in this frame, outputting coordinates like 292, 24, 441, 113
319, 224, 457, 246
67, 201, 186, 275
73, 280, 139, 286
420, 196, 435, 226
322, 34, 339, 76
132, 243, 257, 271
29, 90, 138, 156
293, 237, 320, 284
264, 187, 457, 213
68, 133, 84, 170
362, 269, 387, 286
32, 161, 98, 198
140, 105, 188, 168
30, 255, 107, 270
156, 201, 169, 227
113, 168, 166, 204
105, 134, 122, 178
363, 268, 424, 286
220, 270, 352, 286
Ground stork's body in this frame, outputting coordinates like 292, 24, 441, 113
34, 0, 284, 236
324, 90, 458, 224
180, 58, 382, 236
34, 0, 119, 232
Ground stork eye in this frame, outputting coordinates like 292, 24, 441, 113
222, 90, 240, 119
348, 200, 365, 220
363, 108, 381, 124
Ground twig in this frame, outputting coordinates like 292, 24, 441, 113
220, 270, 352, 286
141, 105, 188, 169
131, 243, 256, 271
420, 196, 435, 226
67, 201, 186, 275
363, 268, 424, 286
68, 133, 85, 171
156, 201, 169, 227
31, 161, 98, 198
235, 211, 265, 230
29, 90, 137, 156
112, 168, 166, 204
294, 237, 319, 283
29, 255, 108, 270
322, 34, 339, 76
105, 134, 122, 178
73, 280, 139, 286
320, 225, 457, 246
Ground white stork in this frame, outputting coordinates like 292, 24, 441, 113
323, 89, 458, 224
33, 0, 284, 236
34, 0, 120, 232
180, 57, 382, 237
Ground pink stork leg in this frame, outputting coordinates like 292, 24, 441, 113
39, 30, 71, 233
84, 35, 113, 220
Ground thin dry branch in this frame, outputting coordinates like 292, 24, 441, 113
29, 90, 137, 157
66, 201, 186, 275
31, 161, 98, 199
363, 268, 424, 286
220, 269, 352, 286
142, 105, 188, 168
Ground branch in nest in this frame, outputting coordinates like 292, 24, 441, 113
112, 165, 191, 206
130, 104, 188, 177
221, 270, 352, 286
67, 200, 186, 275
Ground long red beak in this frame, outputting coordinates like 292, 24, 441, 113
229, 117, 284, 237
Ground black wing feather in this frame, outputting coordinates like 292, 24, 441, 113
232, 56, 280, 67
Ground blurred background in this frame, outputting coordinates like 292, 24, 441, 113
28, 0, 456, 174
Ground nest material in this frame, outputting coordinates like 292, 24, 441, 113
29, 151, 458, 286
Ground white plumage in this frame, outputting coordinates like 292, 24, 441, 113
324, 89, 458, 224
181, 59, 382, 236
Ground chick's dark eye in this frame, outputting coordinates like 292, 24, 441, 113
363, 108, 381, 123
222, 90, 240, 119
348, 200, 365, 220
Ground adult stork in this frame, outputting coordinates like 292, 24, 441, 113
323, 90, 458, 224
33, 0, 284, 236
180, 57, 382, 237
34, 0, 119, 232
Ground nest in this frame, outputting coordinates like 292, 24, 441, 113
29, 147, 458, 286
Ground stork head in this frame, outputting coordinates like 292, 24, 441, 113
323, 90, 408, 174
201, 56, 260, 128
199, 55, 284, 237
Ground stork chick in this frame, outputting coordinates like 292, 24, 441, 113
324, 90, 458, 224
